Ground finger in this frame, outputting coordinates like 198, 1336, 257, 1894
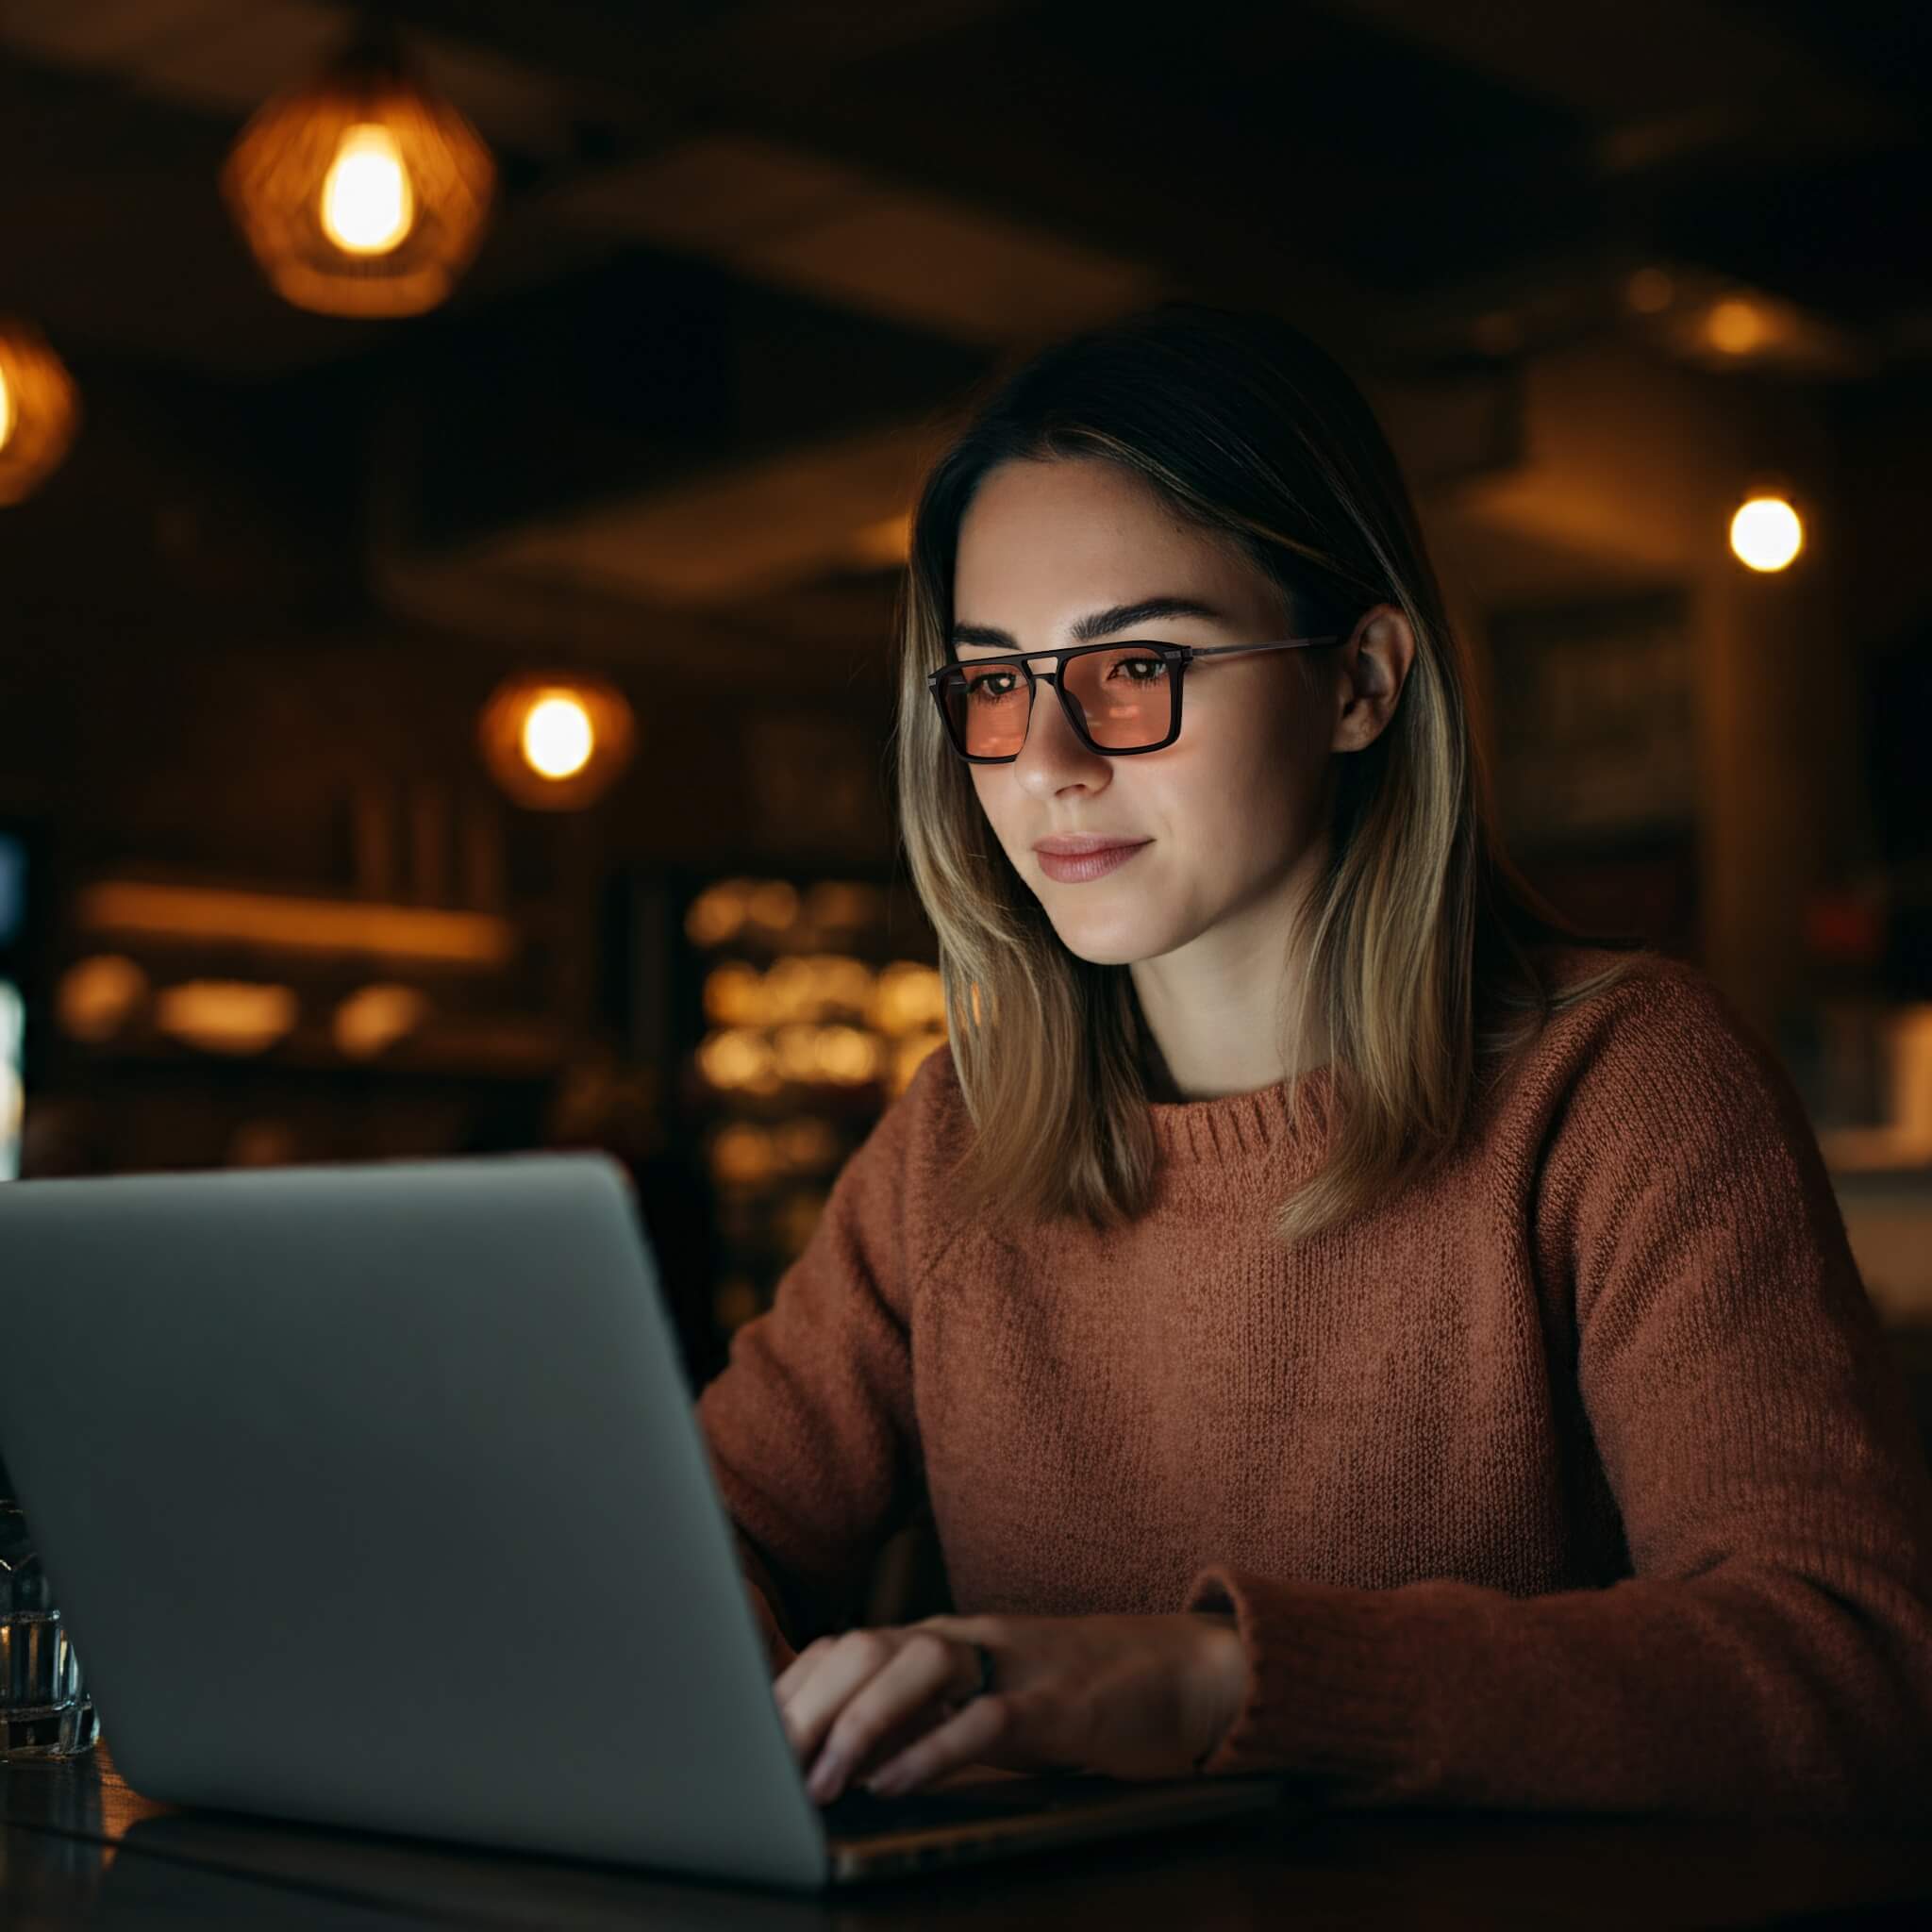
842, 1701, 950, 1791
863, 1691, 1014, 1797
805, 1632, 972, 1803
772, 1636, 835, 1710
775, 1629, 897, 1767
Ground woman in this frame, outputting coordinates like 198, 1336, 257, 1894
695, 303, 1932, 1818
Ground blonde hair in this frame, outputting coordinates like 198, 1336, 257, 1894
892, 303, 1649, 1246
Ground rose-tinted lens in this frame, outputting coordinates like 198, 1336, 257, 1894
1062, 648, 1173, 748
945, 663, 1029, 758
943, 649, 1173, 757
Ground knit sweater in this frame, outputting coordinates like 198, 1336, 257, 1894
693, 946, 1932, 1818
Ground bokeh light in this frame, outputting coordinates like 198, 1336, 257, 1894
334, 984, 431, 1058
155, 981, 298, 1056
521, 694, 596, 780
58, 955, 150, 1043
1729, 495, 1804, 572
1706, 298, 1769, 356
479, 673, 635, 809
0, 319, 80, 506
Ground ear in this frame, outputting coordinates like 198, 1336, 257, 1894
1330, 604, 1416, 754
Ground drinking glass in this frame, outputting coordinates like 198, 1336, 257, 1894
0, 1457, 100, 1759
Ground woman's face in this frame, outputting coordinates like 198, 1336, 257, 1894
952, 456, 1346, 969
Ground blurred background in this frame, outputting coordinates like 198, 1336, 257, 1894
1, 0, 1929, 1457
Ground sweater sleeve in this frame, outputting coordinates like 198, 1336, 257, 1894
693, 1044, 958, 1654
1184, 969, 1932, 1820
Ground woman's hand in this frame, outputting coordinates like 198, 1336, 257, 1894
773, 1610, 1248, 1804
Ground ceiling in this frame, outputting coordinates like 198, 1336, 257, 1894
2, 0, 1927, 664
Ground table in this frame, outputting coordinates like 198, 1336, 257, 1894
5, 1743, 1931, 1929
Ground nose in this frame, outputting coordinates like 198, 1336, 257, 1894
1011, 669, 1112, 795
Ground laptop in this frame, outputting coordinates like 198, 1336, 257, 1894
0, 1154, 1297, 1890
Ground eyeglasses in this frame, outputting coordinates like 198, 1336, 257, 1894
926, 636, 1346, 763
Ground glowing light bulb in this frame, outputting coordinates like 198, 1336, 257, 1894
521, 694, 595, 780
480, 671, 632, 808
0, 361, 13, 454
1729, 496, 1804, 573
320, 124, 414, 257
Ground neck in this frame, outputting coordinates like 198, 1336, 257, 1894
1131, 971, 1330, 1104
1128, 853, 1333, 1104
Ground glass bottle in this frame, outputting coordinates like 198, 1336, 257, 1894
0, 1452, 100, 1758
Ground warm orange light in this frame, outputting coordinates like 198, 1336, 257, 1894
0, 319, 81, 507
333, 983, 430, 1058
1706, 298, 1768, 356
521, 694, 595, 780
76, 881, 512, 966
871, 961, 945, 1034
687, 881, 753, 948
698, 1028, 780, 1095
1729, 496, 1804, 572
849, 511, 912, 568
479, 673, 636, 810
747, 881, 800, 930
221, 26, 493, 318
320, 124, 415, 256
58, 955, 150, 1043
155, 981, 298, 1057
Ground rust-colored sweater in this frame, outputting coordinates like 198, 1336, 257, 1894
694, 947, 1932, 1818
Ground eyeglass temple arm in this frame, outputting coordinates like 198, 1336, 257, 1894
930, 636, 1345, 682
1182, 637, 1346, 658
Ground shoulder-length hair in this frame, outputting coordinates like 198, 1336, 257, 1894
891, 301, 1649, 1247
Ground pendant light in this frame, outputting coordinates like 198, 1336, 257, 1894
1729, 482, 1806, 574
479, 673, 638, 811
0, 320, 80, 507
220, 20, 495, 319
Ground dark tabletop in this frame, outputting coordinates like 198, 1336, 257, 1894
5, 1743, 1932, 1930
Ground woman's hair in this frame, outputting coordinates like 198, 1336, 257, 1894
891, 301, 1650, 1247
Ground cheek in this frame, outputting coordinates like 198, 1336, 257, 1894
1174, 692, 1320, 841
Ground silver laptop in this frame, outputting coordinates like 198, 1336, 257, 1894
0, 1155, 1294, 1890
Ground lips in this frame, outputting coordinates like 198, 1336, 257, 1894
1034, 841, 1151, 884
1032, 837, 1148, 857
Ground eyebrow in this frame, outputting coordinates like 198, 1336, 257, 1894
949, 595, 1228, 652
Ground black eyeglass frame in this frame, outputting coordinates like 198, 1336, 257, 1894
925, 636, 1347, 763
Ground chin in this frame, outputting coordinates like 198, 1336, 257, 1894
1045, 911, 1175, 969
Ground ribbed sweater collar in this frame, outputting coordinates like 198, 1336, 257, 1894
1146, 1062, 1338, 1164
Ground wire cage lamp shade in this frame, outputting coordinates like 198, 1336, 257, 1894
220, 25, 496, 319
0, 319, 81, 507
